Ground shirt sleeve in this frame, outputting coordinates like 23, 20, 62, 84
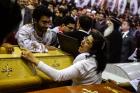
16, 26, 47, 53
37, 61, 80, 81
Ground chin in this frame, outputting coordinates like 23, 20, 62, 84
78, 49, 85, 54
78, 48, 82, 53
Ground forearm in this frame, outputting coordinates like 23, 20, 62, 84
19, 40, 47, 52
37, 61, 79, 81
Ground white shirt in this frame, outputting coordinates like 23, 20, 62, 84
79, 29, 90, 34
122, 30, 129, 38
37, 53, 102, 85
16, 24, 57, 52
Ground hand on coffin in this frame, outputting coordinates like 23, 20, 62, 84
1, 43, 14, 54
21, 49, 40, 66
45, 45, 57, 50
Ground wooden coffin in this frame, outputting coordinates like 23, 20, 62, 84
0, 47, 73, 92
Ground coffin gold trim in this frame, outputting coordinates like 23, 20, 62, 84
0, 47, 73, 92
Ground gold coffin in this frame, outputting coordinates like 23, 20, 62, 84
0, 47, 73, 92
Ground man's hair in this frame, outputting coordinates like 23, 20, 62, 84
79, 15, 93, 31
32, 5, 52, 22
63, 16, 75, 25
0, 0, 21, 45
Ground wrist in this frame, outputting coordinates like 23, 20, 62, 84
32, 59, 40, 66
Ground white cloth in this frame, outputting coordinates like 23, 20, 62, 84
130, 77, 140, 91
128, 48, 137, 61
130, 0, 138, 15
37, 53, 102, 85
75, 0, 90, 8
104, 20, 114, 37
16, 24, 57, 52
117, 0, 127, 15
122, 31, 129, 38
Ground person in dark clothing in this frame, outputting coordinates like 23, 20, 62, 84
105, 18, 122, 63
64, 15, 93, 43
94, 12, 108, 34
64, 15, 93, 57
120, 20, 135, 62
0, 0, 21, 45
3, 0, 32, 45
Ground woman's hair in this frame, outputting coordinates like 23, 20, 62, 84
87, 31, 107, 74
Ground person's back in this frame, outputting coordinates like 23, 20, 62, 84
64, 30, 88, 45
64, 15, 92, 53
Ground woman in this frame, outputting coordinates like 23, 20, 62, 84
21, 31, 107, 85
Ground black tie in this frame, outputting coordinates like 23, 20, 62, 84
121, 32, 124, 37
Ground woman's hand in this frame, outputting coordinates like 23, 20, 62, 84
21, 49, 39, 66
2, 43, 14, 54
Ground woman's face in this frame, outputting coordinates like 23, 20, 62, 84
78, 35, 94, 53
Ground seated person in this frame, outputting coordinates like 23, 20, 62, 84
16, 5, 57, 53
21, 31, 107, 85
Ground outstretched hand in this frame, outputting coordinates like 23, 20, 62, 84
21, 49, 39, 66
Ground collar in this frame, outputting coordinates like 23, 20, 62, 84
73, 53, 89, 63
122, 30, 129, 38
79, 29, 91, 34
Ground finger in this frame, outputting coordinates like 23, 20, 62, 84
6, 48, 12, 54
20, 47, 29, 51
9, 48, 14, 52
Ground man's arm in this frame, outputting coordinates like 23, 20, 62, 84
16, 25, 47, 52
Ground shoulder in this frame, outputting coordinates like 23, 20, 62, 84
74, 53, 96, 65
73, 56, 97, 73
18, 24, 34, 33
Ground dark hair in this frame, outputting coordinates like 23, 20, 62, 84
63, 16, 75, 25
32, 5, 52, 22
58, 7, 69, 17
122, 20, 130, 26
87, 31, 107, 74
79, 15, 93, 31
0, 0, 21, 45
53, 16, 63, 27
99, 12, 106, 18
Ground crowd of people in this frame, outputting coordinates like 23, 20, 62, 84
2, 0, 139, 62
0, 0, 140, 92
